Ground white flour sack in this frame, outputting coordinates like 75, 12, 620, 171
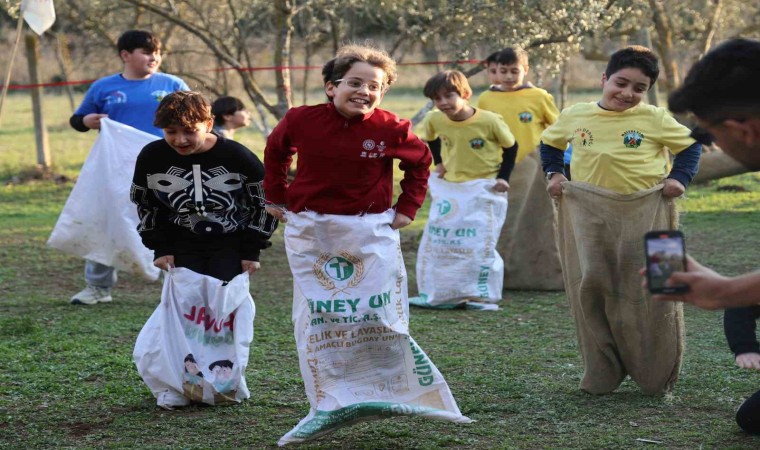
47, 119, 160, 280
278, 210, 471, 446
133, 268, 254, 409
411, 176, 508, 310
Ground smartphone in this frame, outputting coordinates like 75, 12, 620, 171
644, 230, 689, 294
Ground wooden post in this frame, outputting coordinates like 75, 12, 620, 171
25, 33, 52, 169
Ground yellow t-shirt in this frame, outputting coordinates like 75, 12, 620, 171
418, 109, 516, 182
541, 102, 696, 194
476, 87, 559, 163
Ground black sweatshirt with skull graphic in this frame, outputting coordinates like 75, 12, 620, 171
130, 135, 278, 262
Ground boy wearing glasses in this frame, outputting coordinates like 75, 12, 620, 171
539, 46, 701, 396
263, 44, 431, 228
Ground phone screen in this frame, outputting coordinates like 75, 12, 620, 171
645, 231, 688, 294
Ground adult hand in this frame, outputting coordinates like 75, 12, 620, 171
154, 255, 174, 271
736, 353, 760, 370
435, 163, 447, 179
649, 254, 732, 310
546, 173, 568, 199
265, 205, 287, 223
391, 212, 412, 230
241, 260, 261, 275
492, 178, 510, 193
662, 178, 686, 198
83, 113, 108, 130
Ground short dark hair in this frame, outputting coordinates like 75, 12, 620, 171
423, 70, 472, 100
484, 50, 502, 66
605, 45, 659, 88
117, 30, 161, 54
495, 47, 529, 68
154, 91, 212, 129
322, 44, 397, 88
669, 38, 760, 122
211, 96, 246, 126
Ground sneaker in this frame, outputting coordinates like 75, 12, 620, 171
70, 285, 112, 305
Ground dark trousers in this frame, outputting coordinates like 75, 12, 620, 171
737, 389, 760, 434
173, 234, 244, 282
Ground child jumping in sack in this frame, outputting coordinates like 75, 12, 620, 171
540, 46, 702, 395
411, 70, 517, 309
264, 44, 471, 445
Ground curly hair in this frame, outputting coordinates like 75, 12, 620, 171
322, 44, 398, 88
154, 91, 212, 129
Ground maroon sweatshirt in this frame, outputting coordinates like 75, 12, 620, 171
264, 102, 432, 219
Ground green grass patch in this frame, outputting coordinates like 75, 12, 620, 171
2, 94, 760, 448
1, 174, 760, 448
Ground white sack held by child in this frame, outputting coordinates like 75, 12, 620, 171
279, 210, 471, 446
47, 119, 160, 280
133, 267, 254, 409
410, 176, 508, 310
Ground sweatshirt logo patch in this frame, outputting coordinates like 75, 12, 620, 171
622, 130, 644, 148
360, 139, 386, 158
469, 138, 486, 150
518, 111, 533, 123
573, 127, 594, 147
105, 90, 127, 105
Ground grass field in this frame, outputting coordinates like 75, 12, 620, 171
1, 93, 760, 449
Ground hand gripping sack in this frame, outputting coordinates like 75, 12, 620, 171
278, 210, 471, 446
133, 268, 254, 409
47, 118, 160, 280
410, 176, 508, 310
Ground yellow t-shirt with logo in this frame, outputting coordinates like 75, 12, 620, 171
541, 102, 696, 194
476, 87, 559, 163
418, 109, 516, 182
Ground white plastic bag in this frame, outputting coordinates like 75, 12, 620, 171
411, 176, 508, 309
47, 118, 160, 280
278, 210, 471, 446
133, 267, 254, 409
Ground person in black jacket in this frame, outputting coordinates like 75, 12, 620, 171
724, 306, 760, 434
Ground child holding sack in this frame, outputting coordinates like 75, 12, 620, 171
131, 91, 276, 409
411, 70, 517, 309
264, 44, 471, 445
540, 46, 702, 395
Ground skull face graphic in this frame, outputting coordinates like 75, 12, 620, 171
147, 164, 250, 234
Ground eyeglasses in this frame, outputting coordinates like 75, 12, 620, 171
334, 78, 384, 92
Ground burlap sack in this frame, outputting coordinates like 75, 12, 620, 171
555, 182, 684, 395
497, 152, 564, 290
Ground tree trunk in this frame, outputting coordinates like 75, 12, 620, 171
648, 0, 679, 92
273, 0, 294, 118
692, 149, 749, 184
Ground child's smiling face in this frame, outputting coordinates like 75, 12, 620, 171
600, 67, 651, 112
325, 62, 386, 119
